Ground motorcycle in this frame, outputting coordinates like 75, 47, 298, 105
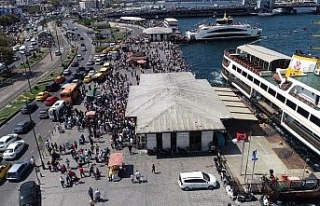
131, 174, 147, 184
236, 192, 257, 202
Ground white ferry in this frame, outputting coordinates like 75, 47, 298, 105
185, 13, 262, 41
221, 44, 320, 156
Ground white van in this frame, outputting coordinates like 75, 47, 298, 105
178, 171, 218, 191
19, 45, 26, 54
48, 100, 66, 121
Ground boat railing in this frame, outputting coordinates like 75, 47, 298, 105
291, 92, 317, 108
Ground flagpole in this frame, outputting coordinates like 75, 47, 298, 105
240, 140, 245, 176
244, 131, 252, 184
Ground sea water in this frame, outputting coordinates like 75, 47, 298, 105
177, 14, 320, 206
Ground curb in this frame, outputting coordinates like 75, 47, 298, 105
0, 45, 75, 128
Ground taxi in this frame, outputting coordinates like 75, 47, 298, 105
83, 75, 92, 83
55, 75, 65, 84
0, 163, 12, 181
35, 91, 51, 101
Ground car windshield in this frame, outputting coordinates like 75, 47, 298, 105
0, 141, 4, 145
202, 172, 210, 182
39, 110, 47, 114
5, 149, 13, 153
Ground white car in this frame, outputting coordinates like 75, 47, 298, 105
178, 171, 218, 191
3, 140, 26, 160
0, 134, 19, 152
63, 69, 72, 76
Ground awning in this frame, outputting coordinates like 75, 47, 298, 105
108, 153, 124, 167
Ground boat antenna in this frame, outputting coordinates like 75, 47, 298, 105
248, 39, 262, 45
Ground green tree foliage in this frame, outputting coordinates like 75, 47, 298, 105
0, 14, 20, 27
0, 32, 14, 64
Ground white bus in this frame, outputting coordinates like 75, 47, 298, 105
48, 100, 66, 121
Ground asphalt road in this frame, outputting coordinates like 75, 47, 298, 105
0, 20, 95, 206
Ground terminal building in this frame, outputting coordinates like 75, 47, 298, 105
125, 72, 257, 151
142, 27, 173, 42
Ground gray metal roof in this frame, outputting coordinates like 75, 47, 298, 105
143, 27, 173, 35
125, 72, 232, 134
237, 44, 291, 63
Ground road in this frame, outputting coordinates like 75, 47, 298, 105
0, 20, 95, 206
0, 23, 68, 111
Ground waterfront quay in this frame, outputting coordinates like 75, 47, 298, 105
35, 33, 319, 206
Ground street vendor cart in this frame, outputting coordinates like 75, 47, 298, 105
108, 152, 124, 182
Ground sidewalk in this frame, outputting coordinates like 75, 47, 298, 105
0, 26, 71, 118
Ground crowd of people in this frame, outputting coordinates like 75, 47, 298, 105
43, 36, 188, 204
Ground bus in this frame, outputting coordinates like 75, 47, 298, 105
48, 100, 66, 121
60, 84, 80, 104
91, 72, 106, 83
99, 67, 111, 75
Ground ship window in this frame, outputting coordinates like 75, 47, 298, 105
232, 65, 236, 70
254, 79, 260, 86
276, 93, 285, 102
261, 83, 268, 91
268, 88, 276, 96
297, 107, 309, 118
248, 75, 253, 81
310, 115, 320, 127
236, 67, 241, 73
286, 99, 296, 110
242, 71, 247, 77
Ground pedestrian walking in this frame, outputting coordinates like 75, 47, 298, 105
88, 187, 93, 201
152, 164, 156, 173
79, 166, 85, 178
128, 144, 132, 154
60, 176, 65, 188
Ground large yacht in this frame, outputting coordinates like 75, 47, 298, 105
221, 44, 320, 156
185, 13, 262, 41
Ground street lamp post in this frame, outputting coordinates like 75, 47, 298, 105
26, 101, 46, 170
21, 54, 33, 93
302, 158, 310, 179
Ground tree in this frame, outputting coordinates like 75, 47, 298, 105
0, 47, 14, 64
0, 14, 20, 27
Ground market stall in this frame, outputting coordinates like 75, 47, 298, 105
108, 152, 124, 182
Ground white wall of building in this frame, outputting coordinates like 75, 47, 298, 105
177, 132, 189, 148
162, 133, 171, 149
146, 133, 156, 149
201, 131, 213, 151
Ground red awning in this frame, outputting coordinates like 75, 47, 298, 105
108, 153, 124, 167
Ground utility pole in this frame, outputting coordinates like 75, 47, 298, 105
26, 101, 46, 170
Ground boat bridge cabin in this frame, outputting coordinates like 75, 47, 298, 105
235, 44, 291, 72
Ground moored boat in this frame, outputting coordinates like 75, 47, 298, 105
221, 44, 320, 156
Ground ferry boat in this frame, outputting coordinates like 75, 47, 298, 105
221, 44, 320, 156
185, 13, 262, 41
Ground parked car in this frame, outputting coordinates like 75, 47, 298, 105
63, 69, 72, 76
44, 96, 59, 106
71, 61, 79, 67
77, 54, 83, 60
3, 140, 26, 160
0, 133, 19, 152
178, 171, 218, 191
55, 75, 65, 84
6, 161, 31, 181
19, 181, 41, 206
20, 102, 38, 114
35, 91, 51, 101
14, 120, 34, 134
38, 108, 49, 119
0, 163, 12, 181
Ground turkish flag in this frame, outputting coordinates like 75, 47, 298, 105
236, 133, 248, 141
